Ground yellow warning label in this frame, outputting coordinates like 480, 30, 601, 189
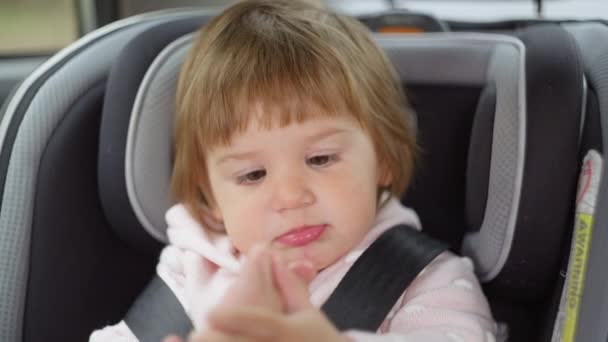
563, 213, 593, 342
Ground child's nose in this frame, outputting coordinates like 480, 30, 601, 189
270, 173, 315, 212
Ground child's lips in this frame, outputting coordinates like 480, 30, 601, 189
275, 224, 328, 247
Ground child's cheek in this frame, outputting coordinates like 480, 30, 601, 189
224, 202, 268, 253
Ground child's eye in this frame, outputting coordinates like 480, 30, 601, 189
237, 169, 266, 184
307, 154, 338, 167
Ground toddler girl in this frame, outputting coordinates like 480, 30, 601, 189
91, 1, 497, 341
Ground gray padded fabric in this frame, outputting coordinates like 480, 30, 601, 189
127, 34, 194, 242
563, 23, 608, 342
377, 34, 493, 86
462, 42, 526, 281
0, 15, 183, 342
126, 32, 526, 283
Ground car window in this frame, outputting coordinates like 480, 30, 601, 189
0, 0, 78, 55
118, 0, 390, 18
120, 0, 234, 17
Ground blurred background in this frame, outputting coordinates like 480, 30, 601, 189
0, 0, 608, 54
2, 0, 607, 55
0, 0, 607, 107
0, 0, 77, 55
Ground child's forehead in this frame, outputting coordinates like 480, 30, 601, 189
197, 93, 367, 154
248, 98, 336, 122
250, 109, 355, 131
224, 96, 345, 132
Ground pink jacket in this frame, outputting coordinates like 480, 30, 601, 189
90, 198, 499, 342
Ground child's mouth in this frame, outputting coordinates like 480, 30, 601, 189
275, 224, 327, 247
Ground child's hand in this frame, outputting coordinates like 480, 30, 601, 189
215, 244, 283, 311
168, 245, 344, 342
163, 332, 248, 342
202, 306, 348, 342
201, 251, 346, 342
214, 242, 316, 312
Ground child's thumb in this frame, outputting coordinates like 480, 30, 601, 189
219, 243, 282, 311
271, 253, 314, 313
162, 335, 183, 342
288, 260, 317, 284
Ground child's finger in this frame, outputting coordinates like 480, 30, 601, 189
162, 335, 183, 342
208, 307, 281, 340
271, 252, 314, 313
218, 245, 264, 307
218, 243, 282, 311
287, 259, 316, 284
187, 329, 250, 342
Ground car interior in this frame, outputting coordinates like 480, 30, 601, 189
1, 2, 608, 342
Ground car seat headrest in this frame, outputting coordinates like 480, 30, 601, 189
98, 16, 210, 254
125, 34, 193, 242
115, 28, 526, 281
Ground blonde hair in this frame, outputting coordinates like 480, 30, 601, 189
172, 0, 417, 222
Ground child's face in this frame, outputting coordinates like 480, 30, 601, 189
206, 111, 388, 271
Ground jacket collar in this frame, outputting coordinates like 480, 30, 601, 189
164, 196, 421, 274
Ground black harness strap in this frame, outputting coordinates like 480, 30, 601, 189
321, 224, 448, 331
125, 224, 448, 341
125, 275, 193, 341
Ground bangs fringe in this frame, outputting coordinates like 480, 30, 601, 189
173, 0, 416, 211
184, 15, 366, 149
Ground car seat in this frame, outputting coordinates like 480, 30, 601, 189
557, 22, 608, 342
0, 8, 605, 342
